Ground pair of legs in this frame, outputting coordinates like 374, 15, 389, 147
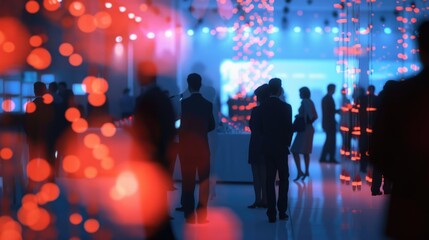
180, 157, 210, 223
265, 154, 289, 222
292, 152, 310, 181
249, 162, 267, 207
320, 128, 337, 162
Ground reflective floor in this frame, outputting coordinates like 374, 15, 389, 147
0, 131, 391, 240
169, 160, 390, 240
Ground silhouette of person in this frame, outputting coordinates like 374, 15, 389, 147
339, 87, 352, 158
178, 73, 215, 224
370, 80, 395, 196
24, 82, 55, 184
247, 83, 269, 209
259, 78, 293, 223
47, 81, 63, 175
320, 84, 339, 163
371, 20, 429, 239
132, 60, 176, 239
357, 85, 378, 173
290, 87, 318, 181
56, 81, 76, 160
119, 88, 134, 119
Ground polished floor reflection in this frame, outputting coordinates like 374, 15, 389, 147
169, 164, 390, 240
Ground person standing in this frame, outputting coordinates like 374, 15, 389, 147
290, 87, 318, 181
24, 82, 55, 187
371, 20, 429, 239
132, 60, 176, 240
247, 84, 269, 209
178, 73, 215, 224
259, 78, 293, 223
320, 84, 339, 163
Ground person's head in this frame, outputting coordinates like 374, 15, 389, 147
299, 87, 311, 99
48, 82, 58, 93
34, 82, 47, 97
58, 81, 67, 91
187, 73, 202, 92
341, 87, 348, 96
367, 85, 375, 95
268, 78, 282, 96
137, 60, 157, 86
123, 88, 130, 95
417, 20, 429, 67
254, 84, 269, 104
327, 84, 336, 95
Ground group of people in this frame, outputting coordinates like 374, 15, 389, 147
246, 20, 429, 239
24, 81, 75, 184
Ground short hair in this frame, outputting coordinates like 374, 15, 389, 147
268, 78, 282, 95
187, 73, 202, 91
327, 84, 336, 91
299, 87, 311, 99
34, 82, 47, 97
367, 85, 375, 93
254, 84, 269, 103
48, 82, 58, 92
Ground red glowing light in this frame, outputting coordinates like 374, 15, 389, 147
69, 53, 83, 66
101, 122, 116, 137
59, 43, 74, 56
29, 35, 43, 47
43, 0, 61, 12
0, 147, 13, 160
62, 155, 81, 173
27, 47, 52, 70
2, 99, 15, 112
69, 213, 83, 225
78, 14, 97, 33
84, 219, 100, 233
65, 107, 81, 122
69, 1, 86, 17
26, 1, 40, 14
95, 11, 112, 29
71, 118, 88, 133
27, 158, 51, 182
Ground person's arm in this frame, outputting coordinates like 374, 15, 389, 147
207, 103, 215, 132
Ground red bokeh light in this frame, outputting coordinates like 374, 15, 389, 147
69, 1, 86, 17
27, 158, 51, 182
62, 155, 81, 173
29, 35, 43, 47
78, 14, 97, 33
43, 0, 61, 12
26, 1, 40, 14
59, 42, 74, 56
1, 99, 15, 112
27, 47, 52, 70
69, 53, 83, 66
0, 147, 13, 160
65, 107, 81, 122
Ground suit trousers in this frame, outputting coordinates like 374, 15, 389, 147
180, 157, 210, 221
320, 128, 337, 161
265, 154, 289, 218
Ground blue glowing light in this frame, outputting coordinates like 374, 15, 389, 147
202, 27, 210, 33
293, 26, 301, 33
187, 29, 194, 36
384, 27, 392, 34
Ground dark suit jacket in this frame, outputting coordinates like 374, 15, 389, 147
179, 93, 215, 161
259, 97, 293, 157
321, 94, 336, 131
133, 85, 176, 171
371, 68, 429, 238
24, 97, 55, 145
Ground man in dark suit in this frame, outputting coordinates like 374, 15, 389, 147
259, 78, 293, 223
371, 20, 429, 239
179, 73, 215, 224
24, 82, 55, 164
320, 83, 339, 163
132, 60, 176, 240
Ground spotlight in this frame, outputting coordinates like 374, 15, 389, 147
384, 27, 392, 34
293, 26, 301, 33
129, 34, 137, 40
115, 36, 122, 43
165, 30, 173, 38
332, 27, 339, 33
187, 29, 194, 36
202, 27, 210, 33
314, 27, 322, 33
146, 32, 155, 39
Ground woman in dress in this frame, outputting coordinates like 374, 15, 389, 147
290, 87, 318, 181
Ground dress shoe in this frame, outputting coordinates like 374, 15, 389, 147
301, 173, 309, 181
320, 159, 328, 163
279, 213, 289, 220
268, 217, 276, 223
175, 206, 184, 212
371, 191, 383, 196
293, 172, 304, 181
257, 203, 267, 208
247, 203, 258, 209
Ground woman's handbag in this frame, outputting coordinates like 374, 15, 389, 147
292, 116, 306, 132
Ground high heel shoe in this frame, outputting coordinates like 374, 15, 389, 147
293, 172, 304, 181
301, 173, 309, 180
